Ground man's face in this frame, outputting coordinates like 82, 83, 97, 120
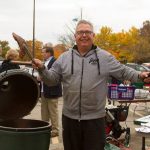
75, 23, 95, 50
42, 49, 51, 60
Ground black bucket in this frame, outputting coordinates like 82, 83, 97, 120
0, 70, 51, 150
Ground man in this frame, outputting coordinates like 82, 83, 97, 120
39, 47, 62, 137
33, 20, 150, 150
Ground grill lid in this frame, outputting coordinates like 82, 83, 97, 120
0, 70, 39, 120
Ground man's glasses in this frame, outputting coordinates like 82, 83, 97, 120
76, 30, 93, 36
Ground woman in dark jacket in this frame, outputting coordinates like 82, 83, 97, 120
0, 49, 20, 73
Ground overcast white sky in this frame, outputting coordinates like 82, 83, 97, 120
0, 0, 150, 48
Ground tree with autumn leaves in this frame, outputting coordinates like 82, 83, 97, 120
94, 20, 150, 63
3, 40, 66, 61
0, 40, 10, 58
58, 20, 150, 63
0, 20, 150, 63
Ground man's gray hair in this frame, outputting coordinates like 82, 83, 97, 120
76, 20, 94, 31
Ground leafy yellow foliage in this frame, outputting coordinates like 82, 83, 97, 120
94, 26, 141, 63
53, 44, 66, 58
8, 20, 150, 64
18, 40, 43, 61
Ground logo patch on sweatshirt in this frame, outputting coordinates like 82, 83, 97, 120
89, 58, 99, 64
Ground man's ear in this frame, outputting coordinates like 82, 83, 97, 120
93, 33, 95, 37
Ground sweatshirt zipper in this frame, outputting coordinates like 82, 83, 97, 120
79, 58, 84, 120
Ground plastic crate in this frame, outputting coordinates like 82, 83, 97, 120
108, 85, 135, 100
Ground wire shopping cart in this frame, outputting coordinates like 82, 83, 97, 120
106, 85, 136, 147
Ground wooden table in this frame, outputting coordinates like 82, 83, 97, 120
117, 99, 150, 116
118, 99, 150, 103
135, 132, 150, 150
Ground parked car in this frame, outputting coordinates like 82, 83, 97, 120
142, 63, 150, 69
125, 63, 150, 72
20, 65, 39, 77
125, 63, 150, 89
0, 60, 2, 65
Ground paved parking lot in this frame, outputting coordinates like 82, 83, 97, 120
25, 98, 150, 150
24, 98, 64, 150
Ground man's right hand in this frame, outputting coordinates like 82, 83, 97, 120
32, 59, 45, 70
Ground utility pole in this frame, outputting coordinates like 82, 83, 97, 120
80, 8, 83, 20
32, 0, 36, 58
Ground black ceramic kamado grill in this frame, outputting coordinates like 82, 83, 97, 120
0, 34, 51, 150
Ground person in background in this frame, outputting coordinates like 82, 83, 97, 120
0, 49, 20, 73
32, 20, 150, 150
38, 46, 62, 137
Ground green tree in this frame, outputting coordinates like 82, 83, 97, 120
140, 20, 150, 43
132, 38, 150, 63
0, 40, 10, 58
132, 20, 150, 63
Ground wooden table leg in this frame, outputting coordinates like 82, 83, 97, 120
142, 137, 145, 150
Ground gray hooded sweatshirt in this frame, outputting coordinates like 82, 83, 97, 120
39, 46, 139, 120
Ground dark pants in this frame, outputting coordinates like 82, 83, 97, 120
62, 115, 106, 150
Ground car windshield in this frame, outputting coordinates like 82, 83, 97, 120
126, 63, 150, 72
